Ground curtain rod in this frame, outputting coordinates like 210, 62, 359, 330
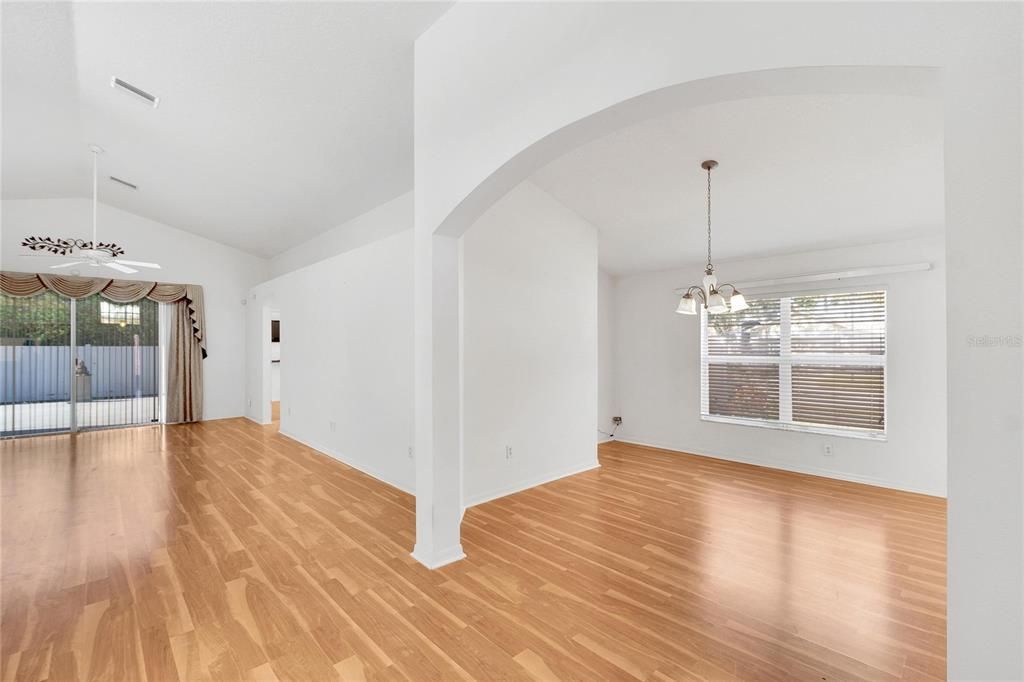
673, 262, 931, 294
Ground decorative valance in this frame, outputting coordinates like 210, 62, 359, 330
1, 271, 207, 359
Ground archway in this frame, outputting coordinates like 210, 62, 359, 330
412, 8, 1022, 674
412, 65, 943, 568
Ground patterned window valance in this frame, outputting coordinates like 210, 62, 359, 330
0, 271, 207, 359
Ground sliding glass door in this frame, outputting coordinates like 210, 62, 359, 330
74, 295, 161, 430
0, 291, 162, 437
0, 292, 73, 436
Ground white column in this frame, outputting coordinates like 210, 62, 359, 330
412, 229, 465, 568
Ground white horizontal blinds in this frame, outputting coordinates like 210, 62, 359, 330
790, 291, 886, 356
707, 363, 780, 420
789, 290, 885, 432
705, 298, 781, 356
701, 289, 886, 435
792, 365, 885, 430
703, 298, 781, 421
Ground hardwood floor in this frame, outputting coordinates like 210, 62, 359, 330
1, 420, 946, 681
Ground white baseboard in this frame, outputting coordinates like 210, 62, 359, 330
411, 543, 466, 569
464, 459, 600, 508
278, 428, 415, 496
612, 433, 945, 498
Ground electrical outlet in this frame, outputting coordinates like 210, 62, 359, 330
612, 416, 622, 425
505, 445, 513, 460
247, 399, 252, 408
823, 443, 835, 457
408, 446, 414, 459
329, 420, 336, 433
287, 407, 292, 416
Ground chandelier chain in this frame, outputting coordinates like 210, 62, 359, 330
676, 159, 747, 316
706, 164, 712, 272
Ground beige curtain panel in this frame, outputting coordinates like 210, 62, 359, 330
1, 271, 208, 422
165, 298, 204, 423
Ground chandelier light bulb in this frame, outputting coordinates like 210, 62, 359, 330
729, 291, 749, 312
676, 294, 698, 315
707, 291, 728, 314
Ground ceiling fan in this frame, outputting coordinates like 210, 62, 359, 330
20, 145, 161, 275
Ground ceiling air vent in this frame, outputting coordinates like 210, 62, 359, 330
110, 77, 159, 108
109, 176, 138, 190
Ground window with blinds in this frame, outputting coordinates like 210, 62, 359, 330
701, 290, 886, 437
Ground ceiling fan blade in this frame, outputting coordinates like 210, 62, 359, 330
104, 262, 138, 274
116, 260, 161, 269
49, 261, 88, 269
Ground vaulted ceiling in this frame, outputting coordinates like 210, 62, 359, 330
2, 2, 449, 257
532, 93, 944, 275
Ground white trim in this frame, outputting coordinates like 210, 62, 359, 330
613, 435, 943, 498
779, 296, 793, 423
700, 414, 887, 441
463, 459, 600, 507
278, 428, 415, 496
411, 544, 466, 570
243, 414, 274, 427
706, 354, 886, 367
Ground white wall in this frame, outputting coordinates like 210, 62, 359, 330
598, 268, 616, 441
247, 230, 415, 493
1, 198, 269, 420
612, 237, 947, 497
268, 192, 411, 278
461, 181, 599, 505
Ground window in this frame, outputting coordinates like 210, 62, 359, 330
99, 300, 141, 326
701, 290, 886, 438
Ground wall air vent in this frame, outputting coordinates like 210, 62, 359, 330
109, 176, 138, 190
110, 77, 159, 108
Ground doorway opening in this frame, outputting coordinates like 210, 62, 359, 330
269, 309, 281, 427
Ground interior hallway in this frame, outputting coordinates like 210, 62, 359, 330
0, 421, 945, 681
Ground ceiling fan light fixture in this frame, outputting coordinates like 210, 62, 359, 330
19, 144, 162, 274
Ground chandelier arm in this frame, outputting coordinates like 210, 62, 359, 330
686, 286, 707, 302
718, 283, 740, 294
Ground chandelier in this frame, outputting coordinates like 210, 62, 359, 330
675, 160, 748, 315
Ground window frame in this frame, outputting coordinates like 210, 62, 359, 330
99, 300, 142, 326
700, 285, 888, 441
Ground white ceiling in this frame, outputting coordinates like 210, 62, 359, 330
2, 2, 449, 258
531, 93, 944, 275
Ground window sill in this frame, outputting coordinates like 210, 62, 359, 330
700, 414, 887, 442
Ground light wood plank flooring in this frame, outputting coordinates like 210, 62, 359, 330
1, 419, 946, 681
